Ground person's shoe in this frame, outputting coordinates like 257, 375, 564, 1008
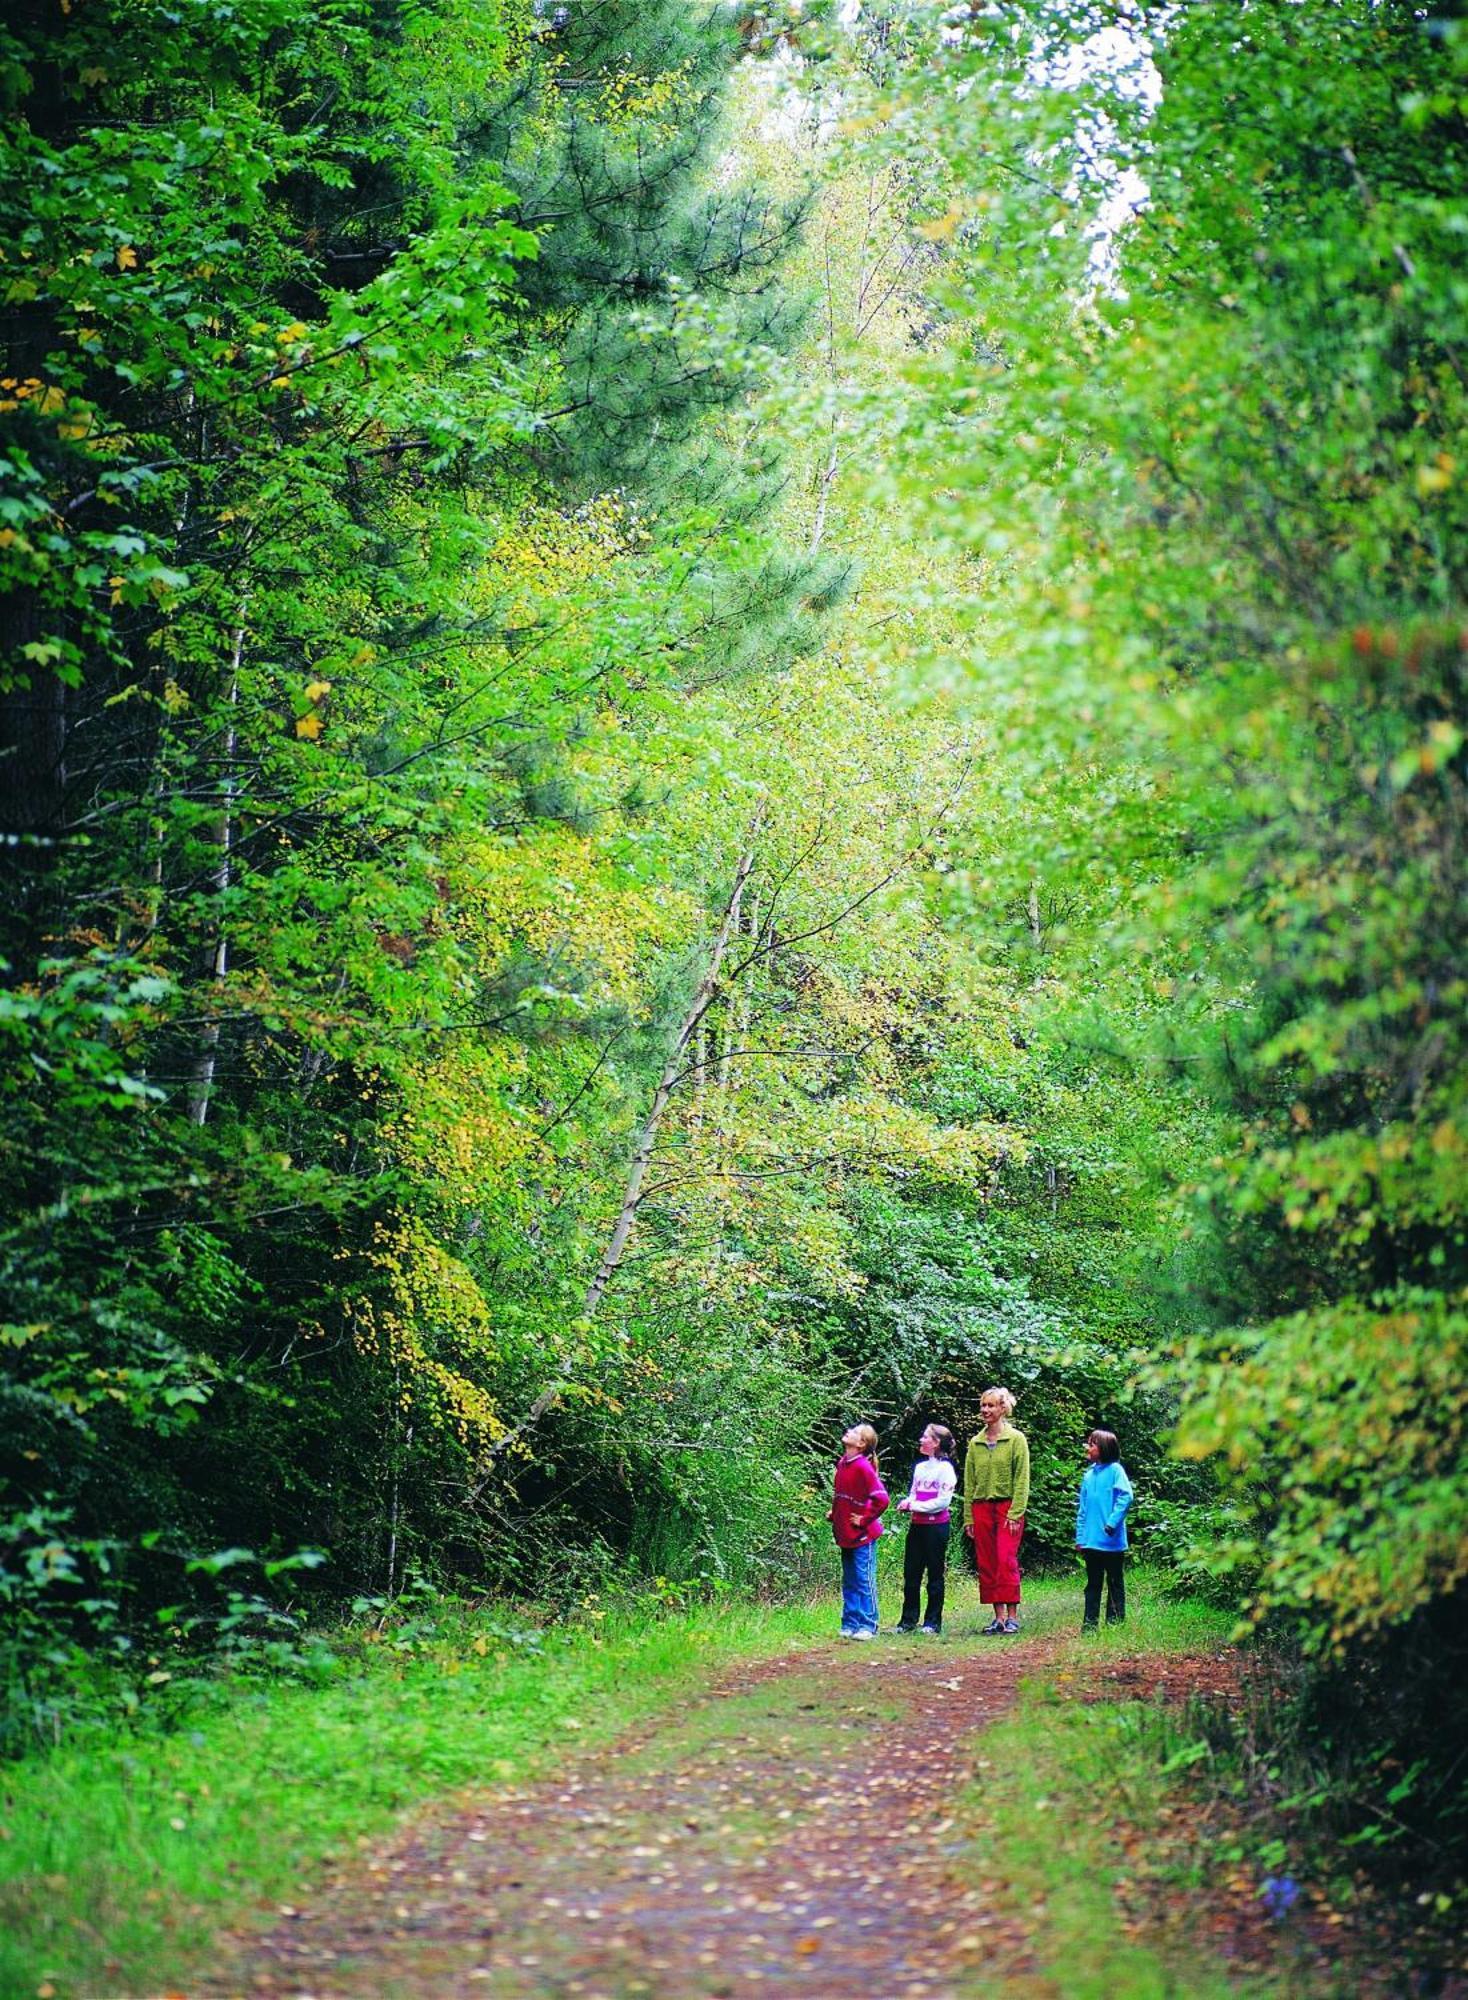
1002, 1617, 1021, 1635
919, 1624, 941, 1637
893, 1622, 917, 1634
981, 1617, 1006, 1635
850, 1628, 876, 1641
839, 1628, 860, 1640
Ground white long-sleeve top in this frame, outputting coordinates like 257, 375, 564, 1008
903, 1457, 958, 1521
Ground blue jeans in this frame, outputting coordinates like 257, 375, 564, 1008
840, 1540, 879, 1634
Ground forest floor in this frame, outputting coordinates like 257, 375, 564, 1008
187, 1591, 1396, 2000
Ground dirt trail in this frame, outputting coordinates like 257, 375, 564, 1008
201, 1632, 1210, 2000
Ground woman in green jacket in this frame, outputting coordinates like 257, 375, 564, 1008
962, 1387, 1030, 1634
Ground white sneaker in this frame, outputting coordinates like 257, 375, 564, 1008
850, 1628, 876, 1641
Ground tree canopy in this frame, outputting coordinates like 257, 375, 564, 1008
2, 0, 1463, 1897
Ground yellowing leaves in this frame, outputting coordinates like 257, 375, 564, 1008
348, 1219, 505, 1450
488, 494, 645, 621
294, 711, 323, 740
1415, 452, 1455, 496
115, 245, 138, 271
1430, 1119, 1461, 1158
0, 376, 63, 415
916, 205, 962, 243
384, 1044, 538, 1205
591, 54, 694, 136
456, 823, 693, 1008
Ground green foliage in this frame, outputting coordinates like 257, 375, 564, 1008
1105, 3, 1465, 1658
804, 0, 1468, 1904
851, 0, 1466, 1649
0, 0, 839, 1690
6, 7, 1462, 1949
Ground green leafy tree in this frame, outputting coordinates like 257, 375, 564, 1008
0, 0, 837, 1703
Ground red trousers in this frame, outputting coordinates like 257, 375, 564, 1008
971, 1498, 1023, 1603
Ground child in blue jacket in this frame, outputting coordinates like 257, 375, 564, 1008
1076, 1429, 1134, 1628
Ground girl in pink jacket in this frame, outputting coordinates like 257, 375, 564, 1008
829, 1423, 889, 1639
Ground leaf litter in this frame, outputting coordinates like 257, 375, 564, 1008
195, 1634, 1371, 2000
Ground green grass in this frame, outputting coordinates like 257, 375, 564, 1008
0, 1595, 834, 2000
945, 1580, 1278, 2000
873, 1557, 1234, 1653
951, 1693, 1265, 2000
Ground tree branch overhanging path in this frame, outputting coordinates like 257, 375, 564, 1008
477, 754, 974, 1474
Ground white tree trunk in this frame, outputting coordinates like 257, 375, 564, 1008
582, 826, 763, 1316
186, 615, 245, 1127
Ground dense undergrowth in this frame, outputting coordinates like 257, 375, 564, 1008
966, 1606, 1462, 1997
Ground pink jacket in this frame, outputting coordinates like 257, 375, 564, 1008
829, 1454, 889, 1549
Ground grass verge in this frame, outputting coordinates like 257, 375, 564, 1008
0, 1595, 832, 2000
947, 1588, 1378, 2000
953, 1693, 1268, 1999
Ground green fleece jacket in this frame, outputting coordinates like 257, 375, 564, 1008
962, 1423, 1030, 1517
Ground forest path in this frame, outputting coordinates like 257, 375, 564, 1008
202, 1626, 1232, 2000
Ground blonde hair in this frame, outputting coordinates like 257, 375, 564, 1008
980, 1386, 1016, 1415
844, 1422, 879, 1463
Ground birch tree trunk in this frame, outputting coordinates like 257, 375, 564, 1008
469, 821, 767, 1489
715, 887, 761, 1161
186, 614, 245, 1127
809, 430, 840, 556
690, 1019, 708, 1136
581, 825, 763, 1315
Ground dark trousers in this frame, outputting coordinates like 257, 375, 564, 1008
1083, 1550, 1126, 1626
900, 1519, 949, 1631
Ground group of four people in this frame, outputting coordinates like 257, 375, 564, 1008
828, 1387, 1134, 1639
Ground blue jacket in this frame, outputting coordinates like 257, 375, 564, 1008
1076, 1461, 1134, 1551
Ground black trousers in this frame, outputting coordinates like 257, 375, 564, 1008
1082, 1550, 1126, 1626
900, 1519, 950, 1630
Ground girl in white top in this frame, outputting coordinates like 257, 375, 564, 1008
894, 1423, 958, 1635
